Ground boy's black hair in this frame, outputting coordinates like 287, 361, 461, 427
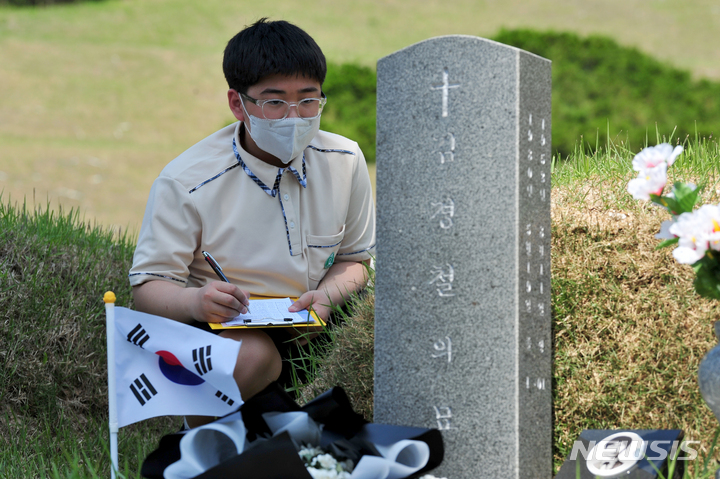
223, 18, 327, 94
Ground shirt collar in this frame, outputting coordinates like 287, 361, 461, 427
233, 123, 307, 197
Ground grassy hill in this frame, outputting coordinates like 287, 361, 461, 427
3, 138, 720, 477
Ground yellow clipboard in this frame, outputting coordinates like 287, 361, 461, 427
208, 296, 326, 330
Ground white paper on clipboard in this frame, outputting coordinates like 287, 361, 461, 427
219, 297, 318, 328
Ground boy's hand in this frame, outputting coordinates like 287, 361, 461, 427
193, 281, 251, 323
290, 291, 331, 321
288, 291, 327, 346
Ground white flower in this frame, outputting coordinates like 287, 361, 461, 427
627, 162, 668, 200
299, 446, 326, 460
668, 204, 720, 264
307, 468, 351, 479
627, 144, 684, 200
300, 444, 353, 479
632, 143, 684, 171
312, 453, 338, 470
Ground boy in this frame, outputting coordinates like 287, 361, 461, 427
128, 19, 375, 423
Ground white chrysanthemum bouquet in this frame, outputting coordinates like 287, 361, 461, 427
628, 143, 720, 299
299, 445, 354, 479
297, 444, 447, 479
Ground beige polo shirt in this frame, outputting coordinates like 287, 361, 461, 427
129, 121, 375, 297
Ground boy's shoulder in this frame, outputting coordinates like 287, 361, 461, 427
157, 123, 238, 190
309, 130, 361, 156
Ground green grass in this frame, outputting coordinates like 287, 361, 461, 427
294, 271, 375, 421
4, 138, 720, 477
553, 127, 720, 207
549, 133, 720, 477
0, 198, 178, 477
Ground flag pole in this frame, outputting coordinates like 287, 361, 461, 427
104, 291, 119, 479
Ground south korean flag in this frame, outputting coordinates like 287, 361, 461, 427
113, 307, 242, 427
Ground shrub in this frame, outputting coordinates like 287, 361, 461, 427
494, 29, 720, 158
322, 63, 377, 163
319, 31, 720, 162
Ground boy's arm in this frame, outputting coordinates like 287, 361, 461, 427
133, 280, 251, 324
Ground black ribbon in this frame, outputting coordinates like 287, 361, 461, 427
141, 383, 444, 479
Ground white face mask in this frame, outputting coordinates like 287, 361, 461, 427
242, 100, 321, 164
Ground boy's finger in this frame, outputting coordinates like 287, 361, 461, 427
289, 295, 312, 312
214, 282, 250, 309
229, 287, 250, 308
205, 302, 243, 322
239, 289, 251, 305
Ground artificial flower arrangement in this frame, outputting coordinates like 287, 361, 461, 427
627, 143, 720, 299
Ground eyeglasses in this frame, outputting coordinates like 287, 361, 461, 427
240, 92, 327, 120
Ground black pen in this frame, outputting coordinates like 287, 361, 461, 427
202, 251, 250, 313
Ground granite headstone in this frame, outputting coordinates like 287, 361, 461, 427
374, 35, 552, 478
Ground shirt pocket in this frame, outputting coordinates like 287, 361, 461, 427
306, 225, 346, 283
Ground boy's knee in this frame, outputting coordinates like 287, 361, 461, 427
244, 331, 282, 378
220, 329, 282, 398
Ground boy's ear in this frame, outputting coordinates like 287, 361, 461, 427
227, 89, 245, 122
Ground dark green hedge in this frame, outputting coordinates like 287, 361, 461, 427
322, 30, 720, 161
322, 63, 377, 163
494, 29, 720, 158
